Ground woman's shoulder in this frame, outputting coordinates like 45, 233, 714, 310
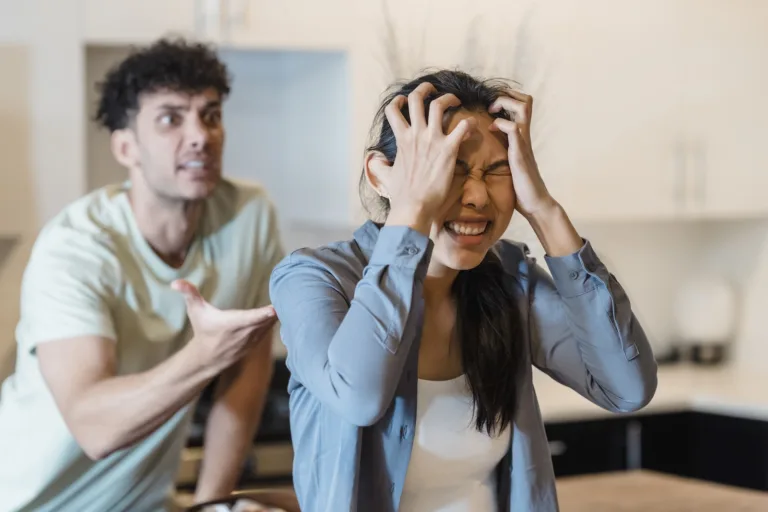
271, 236, 368, 290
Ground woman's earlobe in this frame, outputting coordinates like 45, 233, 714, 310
364, 151, 393, 199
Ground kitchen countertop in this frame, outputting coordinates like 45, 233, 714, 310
556, 470, 768, 511
535, 363, 768, 423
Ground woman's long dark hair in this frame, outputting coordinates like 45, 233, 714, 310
361, 69, 526, 435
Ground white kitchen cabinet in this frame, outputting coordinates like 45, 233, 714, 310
83, 0, 356, 50
82, 0, 201, 44
518, 0, 688, 222
504, 0, 767, 222
222, 0, 353, 50
680, 0, 768, 219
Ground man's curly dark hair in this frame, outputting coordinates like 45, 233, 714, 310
94, 38, 231, 132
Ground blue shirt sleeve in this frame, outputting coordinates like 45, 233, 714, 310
269, 226, 432, 426
529, 239, 658, 411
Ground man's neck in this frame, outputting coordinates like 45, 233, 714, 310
128, 187, 205, 268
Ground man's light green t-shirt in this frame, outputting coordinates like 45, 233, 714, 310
0, 178, 284, 512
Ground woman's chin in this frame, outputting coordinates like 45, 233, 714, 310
436, 247, 488, 272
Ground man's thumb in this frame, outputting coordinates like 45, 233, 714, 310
240, 305, 278, 326
171, 279, 205, 310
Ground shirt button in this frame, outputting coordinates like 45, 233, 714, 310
400, 425, 409, 440
569, 270, 579, 280
390, 483, 396, 494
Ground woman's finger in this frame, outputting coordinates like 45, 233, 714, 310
384, 95, 409, 138
489, 95, 529, 125
505, 89, 533, 105
427, 93, 461, 134
490, 94, 532, 144
407, 82, 437, 131
445, 117, 478, 148
490, 118, 525, 158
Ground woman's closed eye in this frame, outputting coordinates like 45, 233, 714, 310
454, 161, 511, 179
483, 161, 512, 177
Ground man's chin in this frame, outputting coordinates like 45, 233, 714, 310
182, 179, 219, 200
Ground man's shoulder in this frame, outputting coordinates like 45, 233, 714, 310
31, 186, 126, 270
213, 177, 275, 212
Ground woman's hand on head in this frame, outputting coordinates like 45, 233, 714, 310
374, 82, 477, 235
489, 90, 558, 220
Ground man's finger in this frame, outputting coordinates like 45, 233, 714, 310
171, 279, 206, 309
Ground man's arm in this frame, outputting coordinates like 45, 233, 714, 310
194, 328, 275, 502
38, 335, 220, 460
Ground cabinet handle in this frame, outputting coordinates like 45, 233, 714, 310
548, 440, 567, 456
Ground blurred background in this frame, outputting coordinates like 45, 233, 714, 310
1, 0, 767, 508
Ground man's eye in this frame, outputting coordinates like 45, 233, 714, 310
204, 111, 222, 126
159, 114, 180, 126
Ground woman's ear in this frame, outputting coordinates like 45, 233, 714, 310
364, 151, 393, 199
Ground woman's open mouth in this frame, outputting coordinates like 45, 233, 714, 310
444, 220, 491, 246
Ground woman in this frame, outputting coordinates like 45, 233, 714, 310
269, 70, 657, 512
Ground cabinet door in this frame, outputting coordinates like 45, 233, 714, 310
83, 0, 199, 44
641, 412, 768, 491
545, 418, 628, 477
516, 0, 688, 222
224, 0, 353, 50
682, 0, 768, 219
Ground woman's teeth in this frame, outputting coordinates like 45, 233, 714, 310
445, 221, 489, 236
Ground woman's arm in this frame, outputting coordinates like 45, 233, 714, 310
269, 225, 431, 426
527, 226, 658, 412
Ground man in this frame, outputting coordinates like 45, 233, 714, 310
0, 38, 284, 511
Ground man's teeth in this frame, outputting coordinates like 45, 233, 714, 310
446, 221, 488, 236
184, 161, 204, 169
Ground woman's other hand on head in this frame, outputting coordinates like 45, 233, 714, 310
489, 91, 556, 219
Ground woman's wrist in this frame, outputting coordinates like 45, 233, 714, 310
525, 201, 583, 257
385, 205, 432, 236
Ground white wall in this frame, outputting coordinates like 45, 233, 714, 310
0, 42, 35, 378
698, 220, 768, 369
220, 49, 350, 228
0, 1, 31, 44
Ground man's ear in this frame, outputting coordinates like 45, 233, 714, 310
110, 128, 139, 169
364, 151, 393, 199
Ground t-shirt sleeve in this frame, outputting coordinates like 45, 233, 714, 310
254, 198, 285, 308
16, 227, 117, 354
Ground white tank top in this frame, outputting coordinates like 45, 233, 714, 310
399, 375, 511, 512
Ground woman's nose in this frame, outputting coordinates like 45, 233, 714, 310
461, 175, 490, 209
